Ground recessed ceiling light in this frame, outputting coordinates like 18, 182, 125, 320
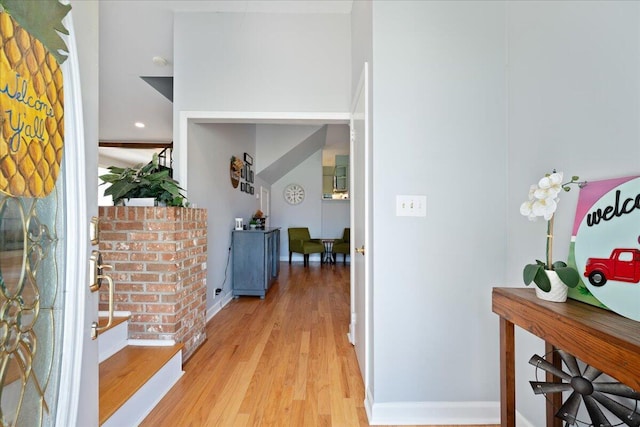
152, 56, 168, 66
134, 122, 145, 128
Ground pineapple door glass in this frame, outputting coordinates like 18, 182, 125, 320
0, 5, 69, 426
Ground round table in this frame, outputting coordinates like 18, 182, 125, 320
321, 239, 335, 264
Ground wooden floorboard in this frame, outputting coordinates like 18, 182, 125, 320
141, 263, 498, 427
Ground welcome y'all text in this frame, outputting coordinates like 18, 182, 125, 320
1, 73, 53, 152
586, 189, 640, 227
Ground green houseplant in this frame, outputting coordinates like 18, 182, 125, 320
99, 153, 188, 207
519, 171, 585, 300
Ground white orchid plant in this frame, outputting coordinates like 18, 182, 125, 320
520, 171, 586, 292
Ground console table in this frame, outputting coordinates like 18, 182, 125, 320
492, 287, 640, 427
232, 228, 280, 298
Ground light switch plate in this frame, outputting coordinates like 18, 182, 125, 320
396, 195, 426, 217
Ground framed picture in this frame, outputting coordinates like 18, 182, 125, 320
241, 167, 245, 179
241, 182, 245, 192
250, 186, 254, 195
244, 153, 253, 165
249, 170, 254, 183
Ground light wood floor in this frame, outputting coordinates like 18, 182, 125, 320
141, 262, 497, 427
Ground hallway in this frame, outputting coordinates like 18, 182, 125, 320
141, 262, 366, 426
141, 262, 497, 427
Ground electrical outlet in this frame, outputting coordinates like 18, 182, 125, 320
396, 195, 426, 217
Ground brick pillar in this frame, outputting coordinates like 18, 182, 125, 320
98, 206, 207, 361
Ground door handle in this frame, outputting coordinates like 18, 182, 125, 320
356, 245, 365, 255
89, 250, 114, 339
91, 274, 114, 339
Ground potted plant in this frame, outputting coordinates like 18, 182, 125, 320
99, 153, 188, 207
252, 209, 267, 229
519, 171, 585, 301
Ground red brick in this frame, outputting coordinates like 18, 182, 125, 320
130, 273, 160, 282
116, 303, 143, 312
146, 304, 175, 314
115, 242, 144, 251
146, 243, 177, 252
131, 252, 159, 262
102, 252, 129, 262
129, 232, 159, 241
145, 284, 177, 293
147, 221, 176, 231
130, 294, 160, 303
131, 314, 161, 323
115, 262, 144, 271
100, 232, 128, 241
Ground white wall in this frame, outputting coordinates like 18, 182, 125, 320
173, 10, 352, 269
505, 1, 640, 423
321, 201, 350, 242
255, 125, 323, 173
173, 11, 350, 116
271, 150, 324, 261
365, 1, 640, 425
371, 0, 507, 410
187, 123, 264, 308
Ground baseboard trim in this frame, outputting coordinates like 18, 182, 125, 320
366, 399, 500, 425
207, 292, 233, 323
364, 397, 536, 426
127, 339, 176, 347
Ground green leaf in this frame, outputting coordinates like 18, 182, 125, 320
0, 0, 72, 64
523, 264, 542, 286
552, 261, 568, 269
555, 266, 580, 288
533, 268, 551, 292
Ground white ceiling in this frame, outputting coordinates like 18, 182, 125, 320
98, 0, 354, 144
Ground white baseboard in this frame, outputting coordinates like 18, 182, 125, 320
127, 339, 176, 347
364, 393, 535, 426
366, 397, 500, 425
207, 291, 233, 322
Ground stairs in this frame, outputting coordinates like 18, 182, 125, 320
98, 314, 184, 426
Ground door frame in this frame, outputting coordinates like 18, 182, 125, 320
176, 112, 350, 193
55, 11, 89, 427
348, 62, 372, 393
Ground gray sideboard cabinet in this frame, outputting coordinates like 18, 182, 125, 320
232, 228, 281, 298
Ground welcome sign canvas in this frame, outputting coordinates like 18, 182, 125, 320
569, 175, 640, 322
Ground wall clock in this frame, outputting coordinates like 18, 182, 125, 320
284, 184, 305, 205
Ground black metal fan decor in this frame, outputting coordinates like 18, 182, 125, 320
529, 349, 640, 426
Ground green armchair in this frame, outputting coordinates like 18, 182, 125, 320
332, 228, 350, 264
288, 228, 324, 266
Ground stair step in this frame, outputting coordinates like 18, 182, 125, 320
99, 344, 184, 426
98, 316, 130, 363
97, 315, 129, 336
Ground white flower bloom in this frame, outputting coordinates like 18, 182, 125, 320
527, 185, 537, 201
538, 172, 563, 199
532, 197, 557, 220
520, 200, 538, 221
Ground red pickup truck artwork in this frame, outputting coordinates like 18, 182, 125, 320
584, 248, 640, 287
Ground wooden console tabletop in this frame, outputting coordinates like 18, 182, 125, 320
492, 287, 640, 427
